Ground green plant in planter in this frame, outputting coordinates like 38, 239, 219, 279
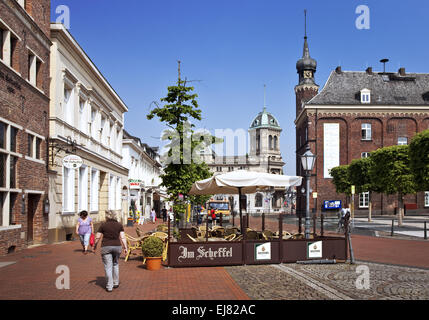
142, 236, 164, 258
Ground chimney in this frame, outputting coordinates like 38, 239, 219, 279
398, 67, 406, 76
335, 66, 342, 74
366, 67, 373, 75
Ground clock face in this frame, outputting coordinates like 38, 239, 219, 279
304, 71, 312, 78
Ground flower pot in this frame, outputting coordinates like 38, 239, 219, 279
145, 257, 162, 271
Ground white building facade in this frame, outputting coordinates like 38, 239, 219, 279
48, 23, 129, 242
122, 130, 167, 221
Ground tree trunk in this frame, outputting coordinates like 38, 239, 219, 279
368, 200, 372, 222
398, 193, 403, 227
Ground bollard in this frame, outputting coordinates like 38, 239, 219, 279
424, 221, 427, 240
391, 219, 394, 237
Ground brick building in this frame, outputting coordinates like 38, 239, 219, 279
295, 36, 429, 216
0, 0, 51, 254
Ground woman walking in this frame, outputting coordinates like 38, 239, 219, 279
151, 208, 156, 224
75, 210, 94, 254
93, 211, 128, 292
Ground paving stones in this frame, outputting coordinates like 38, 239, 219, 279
226, 262, 429, 300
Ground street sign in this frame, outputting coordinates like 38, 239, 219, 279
351, 185, 355, 195
63, 155, 83, 169
312, 192, 318, 199
323, 200, 342, 210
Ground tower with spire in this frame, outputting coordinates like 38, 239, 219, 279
295, 9, 319, 117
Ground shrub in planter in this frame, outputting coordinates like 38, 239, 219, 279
142, 236, 164, 258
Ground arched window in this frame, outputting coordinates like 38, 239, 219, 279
274, 136, 278, 150
256, 134, 260, 152
269, 135, 273, 150
255, 193, 263, 207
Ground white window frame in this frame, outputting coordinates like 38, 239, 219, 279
90, 168, 99, 212
398, 137, 408, 145
64, 85, 74, 126
361, 89, 371, 104
359, 192, 369, 208
79, 97, 87, 134
361, 123, 372, 141
361, 152, 370, 158
62, 166, 75, 213
78, 165, 88, 212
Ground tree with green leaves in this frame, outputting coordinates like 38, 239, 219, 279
369, 145, 416, 226
348, 157, 374, 221
329, 165, 352, 200
147, 65, 221, 225
409, 129, 429, 192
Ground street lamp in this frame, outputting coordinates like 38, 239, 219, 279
300, 145, 316, 239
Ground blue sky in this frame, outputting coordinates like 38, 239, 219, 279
51, 0, 429, 175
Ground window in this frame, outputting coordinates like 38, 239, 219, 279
274, 136, 278, 150
109, 174, 116, 210
0, 153, 6, 188
78, 165, 88, 211
361, 152, 371, 158
35, 137, 41, 160
27, 53, 36, 85
398, 137, 408, 145
228, 167, 234, 172
100, 116, 106, 143
27, 134, 33, 157
216, 167, 222, 172
64, 86, 74, 126
425, 192, 429, 207
90, 168, 99, 212
9, 156, 16, 189
269, 135, 273, 150
361, 123, 372, 140
361, 89, 371, 104
63, 166, 75, 212
255, 193, 263, 207
90, 108, 96, 138
10, 127, 17, 153
79, 98, 87, 134
0, 29, 3, 61
359, 192, 369, 208
0, 122, 5, 149
10, 36, 18, 72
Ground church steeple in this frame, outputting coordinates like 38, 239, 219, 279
296, 10, 317, 86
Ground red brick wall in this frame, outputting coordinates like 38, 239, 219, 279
0, 0, 50, 254
296, 110, 429, 216
0, 227, 23, 255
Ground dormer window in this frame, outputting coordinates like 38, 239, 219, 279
361, 89, 371, 104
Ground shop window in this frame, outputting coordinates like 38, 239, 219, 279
255, 193, 263, 207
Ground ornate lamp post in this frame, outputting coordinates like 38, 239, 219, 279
300, 145, 316, 239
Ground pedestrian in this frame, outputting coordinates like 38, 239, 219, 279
337, 204, 351, 232
162, 207, 167, 222
75, 210, 94, 254
211, 208, 217, 227
151, 208, 156, 224
138, 211, 144, 225
93, 210, 128, 292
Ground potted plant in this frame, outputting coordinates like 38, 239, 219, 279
141, 236, 164, 271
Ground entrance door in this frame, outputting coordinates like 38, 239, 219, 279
27, 194, 40, 243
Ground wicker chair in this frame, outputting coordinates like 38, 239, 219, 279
246, 230, 258, 240
262, 230, 274, 240
224, 234, 236, 241
124, 233, 144, 262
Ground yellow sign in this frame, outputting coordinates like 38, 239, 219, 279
351, 185, 355, 195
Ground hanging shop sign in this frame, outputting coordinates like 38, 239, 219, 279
255, 243, 271, 260
129, 179, 143, 189
62, 155, 83, 169
307, 241, 323, 259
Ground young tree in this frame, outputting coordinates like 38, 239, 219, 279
329, 165, 352, 198
147, 67, 221, 225
348, 157, 374, 221
369, 145, 416, 226
409, 129, 429, 191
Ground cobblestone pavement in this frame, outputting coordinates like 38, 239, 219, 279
226, 261, 429, 300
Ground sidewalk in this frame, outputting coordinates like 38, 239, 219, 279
0, 220, 248, 300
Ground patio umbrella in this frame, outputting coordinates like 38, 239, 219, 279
188, 170, 303, 196
189, 170, 303, 230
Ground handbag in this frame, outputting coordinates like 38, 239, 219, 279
90, 233, 95, 247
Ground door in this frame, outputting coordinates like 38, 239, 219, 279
27, 194, 40, 243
